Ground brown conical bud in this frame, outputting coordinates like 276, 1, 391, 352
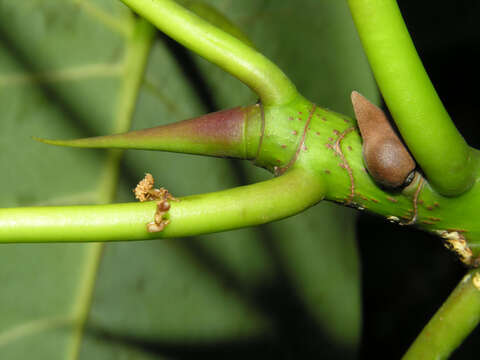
351, 91, 416, 189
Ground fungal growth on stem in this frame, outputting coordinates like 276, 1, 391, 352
134, 173, 177, 232
351, 91, 416, 189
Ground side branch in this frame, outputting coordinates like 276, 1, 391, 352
119, 0, 298, 106
348, 0, 477, 196
402, 269, 480, 359
0, 167, 325, 243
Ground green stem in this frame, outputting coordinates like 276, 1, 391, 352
0, 167, 325, 242
118, 0, 298, 106
347, 0, 477, 196
402, 268, 480, 360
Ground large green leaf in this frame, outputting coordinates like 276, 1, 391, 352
0, 0, 377, 358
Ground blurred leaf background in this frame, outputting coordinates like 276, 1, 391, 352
0, 0, 478, 359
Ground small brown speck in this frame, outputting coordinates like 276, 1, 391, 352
434, 202, 439, 207
419, 200, 424, 205
447, 228, 467, 233
292, 130, 298, 135
324, 170, 331, 174
333, 129, 340, 135
281, 144, 286, 148
421, 220, 435, 225
348, 146, 352, 151
325, 143, 333, 149
427, 206, 434, 211
328, 137, 334, 141
386, 197, 398, 203
321, 117, 327, 121
276, 159, 282, 163
371, 198, 379, 203
288, 116, 293, 120
428, 217, 441, 221
339, 163, 345, 168
343, 118, 350, 123
298, 111, 303, 115
315, 131, 320, 136
298, 117, 302, 121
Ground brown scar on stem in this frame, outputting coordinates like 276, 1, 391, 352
333, 126, 356, 204
428, 216, 441, 221
276, 104, 317, 175
434, 202, 439, 207
370, 198, 379, 203
134, 173, 177, 233
386, 196, 398, 203
421, 220, 435, 225
400, 176, 424, 226
426, 206, 434, 211
447, 228, 468, 234
358, 194, 369, 201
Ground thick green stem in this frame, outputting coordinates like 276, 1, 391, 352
118, 0, 298, 106
347, 0, 477, 196
0, 167, 325, 242
402, 269, 480, 360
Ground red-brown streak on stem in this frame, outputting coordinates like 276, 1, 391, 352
333, 127, 356, 204
277, 104, 317, 175
253, 102, 266, 164
401, 177, 425, 226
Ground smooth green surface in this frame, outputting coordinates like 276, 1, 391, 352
348, 0, 477, 196
0, 167, 326, 242
402, 269, 480, 360
0, 0, 373, 358
120, 0, 298, 106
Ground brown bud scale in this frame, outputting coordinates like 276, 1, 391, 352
351, 91, 416, 189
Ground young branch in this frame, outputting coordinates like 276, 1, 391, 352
118, 0, 298, 106
402, 269, 480, 359
0, 167, 325, 243
347, 0, 478, 196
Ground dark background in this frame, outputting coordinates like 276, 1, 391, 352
359, 0, 480, 358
